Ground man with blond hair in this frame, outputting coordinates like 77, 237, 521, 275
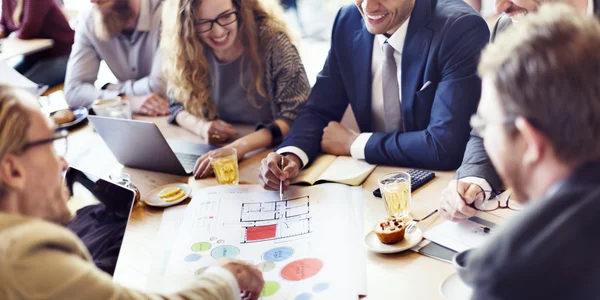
0, 85, 264, 299
64, 0, 168, 116
456, 5, 600, 299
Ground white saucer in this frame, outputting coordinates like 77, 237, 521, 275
364, 227, 423, 254
144, 183, 192, 207
440, 272, 473, 300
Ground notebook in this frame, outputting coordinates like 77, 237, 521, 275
292, 154, 376, 186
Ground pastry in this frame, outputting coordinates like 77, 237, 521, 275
52, 109, 76, 125
374, 216, 406, 245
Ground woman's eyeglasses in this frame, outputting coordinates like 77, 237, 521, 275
21, 130, 69, 157
194, 11, 239, 33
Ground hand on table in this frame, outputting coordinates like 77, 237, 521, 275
216, 259, 264, 300
127, 94, 169, 116
200, 120, 238, 144
439, 180, 483, 221
258, 152, 301, 191
321, 121, 358, 156
193, 146, 245, 179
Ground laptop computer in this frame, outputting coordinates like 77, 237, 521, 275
88, 116, 218, 175
65, 167, 135, 276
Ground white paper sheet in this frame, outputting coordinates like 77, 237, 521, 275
0, 60, 47, 96
423, 210, 511, 252
146, 205, 188, 293
158, 184, 366, 299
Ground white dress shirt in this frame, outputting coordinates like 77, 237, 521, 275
278, 18, 411, 167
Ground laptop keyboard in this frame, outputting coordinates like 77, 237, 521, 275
175, 153, 200, 172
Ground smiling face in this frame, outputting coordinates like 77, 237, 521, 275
355, 0, 415, 35
195, 0, 240, 55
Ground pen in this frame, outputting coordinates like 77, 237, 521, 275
420, 81, 432, 91
279, 156, 284, 201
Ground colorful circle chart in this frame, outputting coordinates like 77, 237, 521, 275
281, 258, 323, 281
312, 282, 330, 293
263, 246, 295, 262
211, 245, 240, 259
184, 253, 201, 262
295, 293, 313, 300
257, 261, 276, 272
260, 281, 281, 297
191, 242, 212, 252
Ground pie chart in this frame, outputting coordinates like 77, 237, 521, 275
281, 258, 323, 281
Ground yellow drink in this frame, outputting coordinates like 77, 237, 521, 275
209, 148, 239, 185
381, 181, 411, 218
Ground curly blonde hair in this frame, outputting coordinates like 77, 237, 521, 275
161, 0, 292, 120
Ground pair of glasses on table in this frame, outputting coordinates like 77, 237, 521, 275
454, 181, 522, 212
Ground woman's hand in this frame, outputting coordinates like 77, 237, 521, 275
201, 120, 238, 144
193, 145, 246, 179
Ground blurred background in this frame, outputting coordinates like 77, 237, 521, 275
57, 0, 498, 87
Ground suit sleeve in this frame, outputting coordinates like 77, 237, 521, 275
364, 15, 490, 170
456, 129, 503, 191
276, 8, 350, 162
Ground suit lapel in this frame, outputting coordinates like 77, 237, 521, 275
401, 0, 433, 131
353, 27, 375, 132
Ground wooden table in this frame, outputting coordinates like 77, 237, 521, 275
67, 116, 456, 299
0, 38, 54, 60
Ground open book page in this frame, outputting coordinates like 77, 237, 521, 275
317, 156, 376, 186
292, 154, 337, 185
159, 184, 366, 299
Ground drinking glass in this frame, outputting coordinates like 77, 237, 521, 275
209, 148, 239, 185
378, 172, 411, 218
109, 172, 141, 202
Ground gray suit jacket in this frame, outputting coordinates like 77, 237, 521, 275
459, 162, 600, 300
457, 2, 600, 191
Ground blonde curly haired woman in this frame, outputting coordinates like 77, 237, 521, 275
162, 0, 310, 178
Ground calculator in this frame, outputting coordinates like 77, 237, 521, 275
373, 169, 436, 198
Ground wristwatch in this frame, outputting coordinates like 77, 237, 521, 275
257, 122, 283, 147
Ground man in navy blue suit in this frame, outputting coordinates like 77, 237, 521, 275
259, 0, 489, 190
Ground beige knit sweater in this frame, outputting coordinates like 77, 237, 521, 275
0, 212, 237, 300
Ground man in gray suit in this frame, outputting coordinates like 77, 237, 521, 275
455, 5, 600, 299
439, 0, 600, 221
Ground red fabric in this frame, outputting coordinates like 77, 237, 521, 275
1, 0, 74, 58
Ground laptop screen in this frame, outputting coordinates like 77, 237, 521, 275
64, 167, 135, 276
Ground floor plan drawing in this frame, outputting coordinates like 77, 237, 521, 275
240, 196, 310, 222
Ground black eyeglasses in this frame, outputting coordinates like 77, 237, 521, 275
194, 11, 239, 33
466, 185, 522, 212
22, 130, 69, 157
470, 113, 517, 134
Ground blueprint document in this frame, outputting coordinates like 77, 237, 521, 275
154, 184, 366, 299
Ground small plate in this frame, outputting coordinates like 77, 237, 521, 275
364, 227, 423, 254
51, 107, 88, 131
144, 183, 192, 207
440, 272, 472, 300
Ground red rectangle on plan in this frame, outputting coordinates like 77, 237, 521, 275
246, 224, 277, 241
